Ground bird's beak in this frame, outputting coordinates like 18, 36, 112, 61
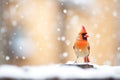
84, 34, 89, 38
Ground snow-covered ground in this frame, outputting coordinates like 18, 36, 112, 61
0, 62, 120, 79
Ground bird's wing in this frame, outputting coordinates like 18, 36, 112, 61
88, 43, 90, 54
73, 43, 75, 49
88, 43, 90, 56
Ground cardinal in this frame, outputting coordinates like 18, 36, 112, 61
73, 25, 90, 63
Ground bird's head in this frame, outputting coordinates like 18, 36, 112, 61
78, 25, 89, 40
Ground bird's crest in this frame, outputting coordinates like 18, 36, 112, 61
80, 25, 87, 34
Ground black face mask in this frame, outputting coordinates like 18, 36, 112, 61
82, 33, 87, 40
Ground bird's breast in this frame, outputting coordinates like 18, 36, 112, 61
75, 40, 88, 49
74, 47, 89, 57
74, 40, 89, 57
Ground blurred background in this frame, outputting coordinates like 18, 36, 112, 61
0, 0, 120, 66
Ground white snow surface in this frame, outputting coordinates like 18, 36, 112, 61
0, 62, 120, 79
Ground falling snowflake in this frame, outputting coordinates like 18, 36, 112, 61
95, 34, 101, 39
13, 32, 17, 36
22, 56, 26, 60
16, 56, 19, 59
39, 48, 42, 51
61, 36, 66, 41
112, 11, 117, 17
12, 20, 17, 26
8, 40, 12, 45
117, 47, 120, 51
104, 6, 110, 12
61, 2, 64, 6
19, 46, 23, 50
5, 56, 10, 61
63, 9, 67, 14
93, 23, 98, 28
5, 2, 9, 5
62, 52, 68, 58
57, 37, 61, 41
65, 40, 71, 46
0, 27, 7, 34
20, 15, 25, 19
15, 4, 19, 8
70, 15, 79, 25
57, 28, 61, 32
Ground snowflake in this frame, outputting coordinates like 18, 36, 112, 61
95, 34, 101, 39
117, 47, 120, 51
94, 23, 98, 28
8, 41, 12, 45
65, 40, 71, 46
61, 2, 64, 6
22, 56, 26, 60
63, 9, 67, 14
112, 11, 117, 17
57, 28, 61, 32
12, 20, 17, 26
104, 6, 110, 11
19, 46, 23, 50
0, 27, 7, 34
15, 4, 19, 8
13, 32, 17, 36
6, 2, 9, 5
16, 56, 19, 59
5, 56, 10, 61
62, 52, 68, 58
39, 48, 42, 51
61, 36, 66, 41
20, 15, 25, 19
57, 37, 61, 41
70, 15, 79, 25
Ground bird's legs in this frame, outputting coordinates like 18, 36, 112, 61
84, 56, 90, 63
74, 56, 79, 64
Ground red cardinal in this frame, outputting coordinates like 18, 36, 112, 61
73, 25, 90, 63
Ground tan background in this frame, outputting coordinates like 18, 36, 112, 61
0, 0, 120, 66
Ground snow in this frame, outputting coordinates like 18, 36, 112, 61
0, 63, 120, 79
0, 1, 119, 79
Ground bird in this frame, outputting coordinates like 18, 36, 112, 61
73, 25, 90, 63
